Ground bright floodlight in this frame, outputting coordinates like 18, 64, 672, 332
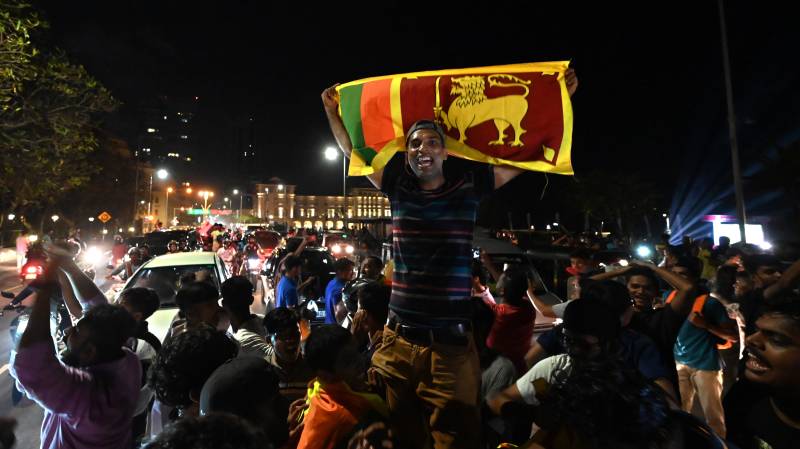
324, 147, 339, 161
636, 245, 652, 259
156, 168, 168, 180
7, 214, 14, 220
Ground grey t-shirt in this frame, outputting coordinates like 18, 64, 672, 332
481, 355, 517, 402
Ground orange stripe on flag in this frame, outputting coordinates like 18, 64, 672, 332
360, 78, 395, 150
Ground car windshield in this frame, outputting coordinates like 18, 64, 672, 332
126, 264, 219, 307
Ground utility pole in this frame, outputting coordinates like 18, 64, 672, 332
718, 0, 748, 243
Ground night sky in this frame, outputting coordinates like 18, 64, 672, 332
36, 1, 800, 230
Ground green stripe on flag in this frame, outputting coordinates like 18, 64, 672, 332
339, 84, 366, 150
355, 147, 377, 165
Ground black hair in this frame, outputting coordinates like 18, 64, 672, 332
714, 265, 738, 300
405, 120, 445, 147
580, 279, 633, 317
304, 324, 353, 373
363, 256, 384, 270
499, 267, 528, 306
118, 287, 160, 319
674, 256, 702, 280
763, 297, 800, 330
333, 258, 355, 273
263, 307, 300, 335
563, 299, 621, 343
147, 326, 239, 408
141, 412, 269, 449
664, 244, 683, 257
80, 304, 138, 360
283, 255, 302, 271
743, 254, 781, 275
175, 281, 219, 312
624, 267, 659, 291
471, 260, 487, 285
357, 283, 390, 325
569, 248, 593, 261
220, 276, 254, 317
199, 358, 287, 446
542, 359, 670, 449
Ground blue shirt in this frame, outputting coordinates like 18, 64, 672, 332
538, 325, 670, 381
324, 277, 346, 324
276, 276, 298, 308
674, 296, 732, 371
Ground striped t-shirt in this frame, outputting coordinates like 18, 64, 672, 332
381, 155, 493, 325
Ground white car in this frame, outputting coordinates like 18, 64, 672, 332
114, 252, 230, 342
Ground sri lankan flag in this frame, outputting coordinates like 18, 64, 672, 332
336, 61, 574, 176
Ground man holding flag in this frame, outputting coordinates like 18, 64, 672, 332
321, 64, 577, 449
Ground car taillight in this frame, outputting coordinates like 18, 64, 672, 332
26, 266, 39, 274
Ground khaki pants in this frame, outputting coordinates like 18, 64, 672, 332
371, 326, 481, 449
676, 363, 726, 438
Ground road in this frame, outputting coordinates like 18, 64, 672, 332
0, 256, 272, 449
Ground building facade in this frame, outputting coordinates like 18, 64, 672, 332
252, 182, 391, 236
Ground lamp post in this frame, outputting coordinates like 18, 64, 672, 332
233, 189, 243, 219
199, 190, 214, 216
148, 168, 169, 217
166, 187, 174, 228
325, 146, 346, 228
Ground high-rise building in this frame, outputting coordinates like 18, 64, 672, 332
236, 116, 258, 176
134, 95, 198, 181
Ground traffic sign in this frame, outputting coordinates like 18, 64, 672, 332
98, 211, 112, 223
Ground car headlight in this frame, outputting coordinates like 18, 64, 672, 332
345, 245, 354, 254
84, 246, 104, 265
332, 244, 341, 253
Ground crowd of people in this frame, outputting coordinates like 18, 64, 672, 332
2, 69, 798, 449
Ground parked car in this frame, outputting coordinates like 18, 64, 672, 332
111, 252, 230, 342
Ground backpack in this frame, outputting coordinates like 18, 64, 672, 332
666, 292, 733, 350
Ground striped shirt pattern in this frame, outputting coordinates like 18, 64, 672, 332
381, 156, 493, 324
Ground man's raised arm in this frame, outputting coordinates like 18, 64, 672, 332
322, 85, 384, 190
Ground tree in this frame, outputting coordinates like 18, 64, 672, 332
569, 170, 661, 238
0, 0, 41, 111
0, 1, 118, 223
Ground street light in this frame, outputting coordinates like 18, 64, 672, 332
7, 214, 14, 221
88, 217, 95, 222
157, 168, 168, 180
51, 215, 59, 222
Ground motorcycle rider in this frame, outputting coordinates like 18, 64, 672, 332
111, 236, 128, 268
239, 236, 260, 275
107, 247, 143, 282
217, 239, 239, 275
166, 240, 180, 254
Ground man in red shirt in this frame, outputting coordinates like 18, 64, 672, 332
484, 268, 537, 374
